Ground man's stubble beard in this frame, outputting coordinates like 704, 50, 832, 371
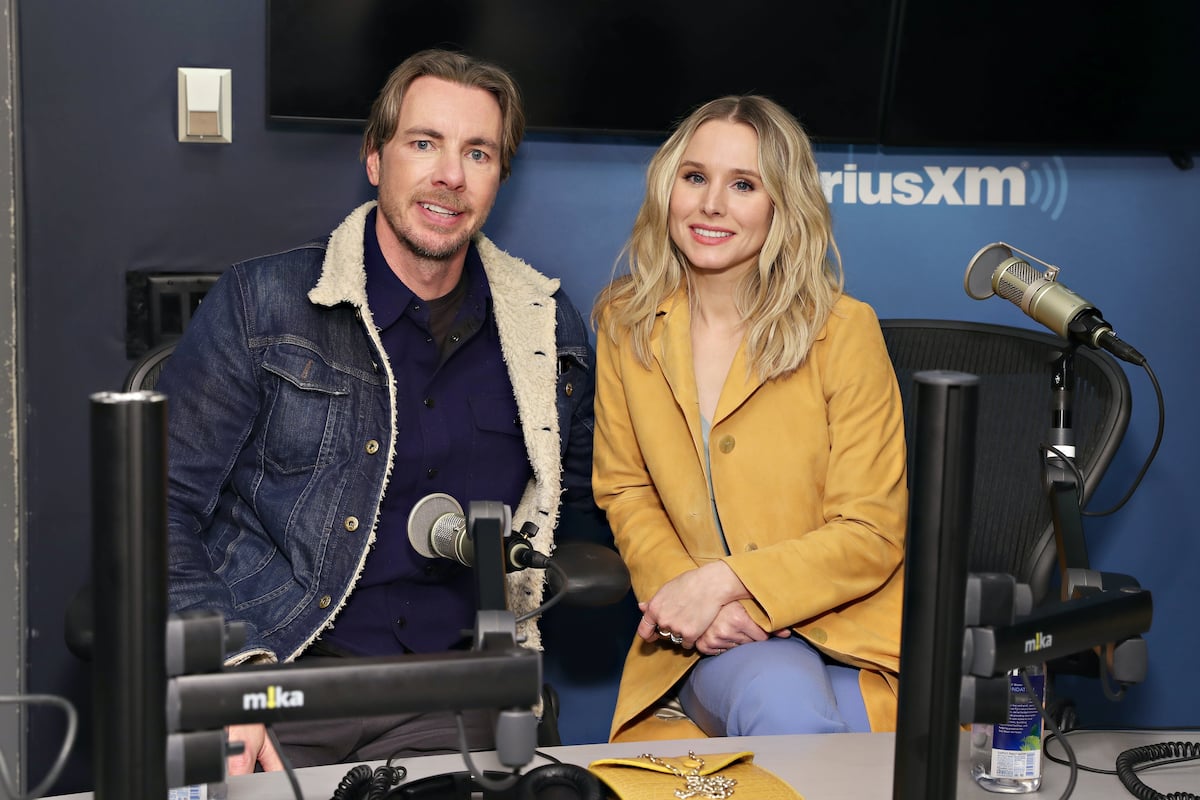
379, 191, 494, 262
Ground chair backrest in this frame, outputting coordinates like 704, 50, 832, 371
879, 319, 1130, 604
123, 340, 176, 392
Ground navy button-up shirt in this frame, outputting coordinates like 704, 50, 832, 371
322, 211, 533, 655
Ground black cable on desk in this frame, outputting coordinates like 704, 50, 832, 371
1115, 740, 1200, 800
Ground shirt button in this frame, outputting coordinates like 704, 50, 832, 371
365, 440, 380, 455
450, 334, 460, 343
719, 435, 736, 453
318, 595, 332, 609
564, 383, 574, 397
423, 397, 435, 408
344, 516, 359, 532
395, 617, 407, 629
426, 467, 438, 479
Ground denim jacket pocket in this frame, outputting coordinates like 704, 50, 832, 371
260, 343, 351, 474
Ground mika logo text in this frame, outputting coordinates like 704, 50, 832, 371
242, 685, 305, 711
1024, 632, 1054, 654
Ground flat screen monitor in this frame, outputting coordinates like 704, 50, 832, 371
266, 0, 895, 141
882, 1, 1200, 153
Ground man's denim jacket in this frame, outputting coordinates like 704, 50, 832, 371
158, 202, 596, 664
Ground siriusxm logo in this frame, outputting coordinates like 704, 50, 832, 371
242, 685, 305, 711
821, 157, 1069, 220
1024, 632, 1054, 654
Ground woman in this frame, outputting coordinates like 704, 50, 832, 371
592, 95, 908, 743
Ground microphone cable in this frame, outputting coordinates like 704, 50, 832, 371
515, 557, 569, 624
1023, 671, 1079, 800
1115, 740, 1200, 800
330, 760, 407, 800
1044, 729, 1200, 800
265, 724, 306, 800
1083, 358, 1164, 518
1040, 358, 1164, 519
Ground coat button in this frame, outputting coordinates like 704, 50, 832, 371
319, 595, 332, 609
365, 440, 380, 455
744, 542, 758, 552
344, 516, 359, 532
808, 627, 828, 644
718, 435, 736, 453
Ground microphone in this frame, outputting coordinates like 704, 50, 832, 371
406, 493, 550, 571
964, 242, 1146, 365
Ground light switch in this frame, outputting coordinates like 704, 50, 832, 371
177, 67, 232, 144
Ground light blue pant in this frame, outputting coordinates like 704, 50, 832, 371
677, 636, 871, 736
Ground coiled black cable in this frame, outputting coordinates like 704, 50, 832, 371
330, 763, 407, 800
1115, 740, 1200, 800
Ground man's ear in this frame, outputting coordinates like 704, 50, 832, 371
365, 149, 381, 186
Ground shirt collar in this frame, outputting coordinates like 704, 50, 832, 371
363, 208, 490, 330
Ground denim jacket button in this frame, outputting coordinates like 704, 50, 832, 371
365, 440, 380, 455
344, 516, 359, 532
318, 595, 332, 609
564, 382, 574, 397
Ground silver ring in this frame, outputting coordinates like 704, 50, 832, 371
656, 626, 673, 639
669, 633, 683, 645
715, 648, 726, 654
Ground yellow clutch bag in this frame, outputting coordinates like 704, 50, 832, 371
587, 750, 803, 800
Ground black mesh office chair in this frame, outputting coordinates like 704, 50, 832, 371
879, 319, 1132, 606
123, 340, 176, 391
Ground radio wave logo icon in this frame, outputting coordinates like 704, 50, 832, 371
1025, 156, 1069, 221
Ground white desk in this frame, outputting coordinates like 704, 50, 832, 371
49, 729, 1199, 799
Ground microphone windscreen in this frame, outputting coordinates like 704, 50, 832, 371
406, 493, 463, 558
964, 242, 1014, 300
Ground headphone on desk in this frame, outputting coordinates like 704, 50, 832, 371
333, 762, 607, 800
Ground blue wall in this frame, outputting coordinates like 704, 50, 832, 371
18, 1, 1200, 792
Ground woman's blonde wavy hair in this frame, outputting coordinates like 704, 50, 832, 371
594, 95, 844, 381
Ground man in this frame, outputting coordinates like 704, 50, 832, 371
158, 49, 595, 773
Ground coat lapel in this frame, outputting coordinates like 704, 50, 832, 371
652, 289, 766, 433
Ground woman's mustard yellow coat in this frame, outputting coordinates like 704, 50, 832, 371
593, 291, 908, 742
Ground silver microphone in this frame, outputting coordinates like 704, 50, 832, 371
407, 493, 523, 569
964, 242, 1145, 365
406, 492, 472, 565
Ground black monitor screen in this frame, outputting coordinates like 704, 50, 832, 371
882, 1, 1200, 152
266, 0, 895, 141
